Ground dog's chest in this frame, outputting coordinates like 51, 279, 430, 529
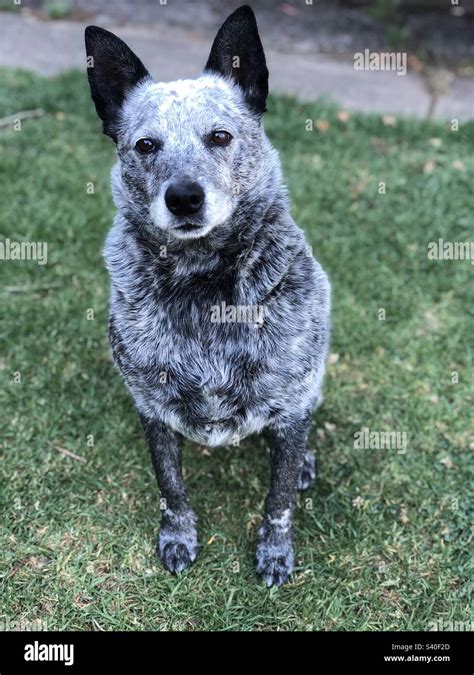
110, 270, 286, 444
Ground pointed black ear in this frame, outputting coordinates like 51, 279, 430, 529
85, 26, 151, 140
204, 6, 268, 115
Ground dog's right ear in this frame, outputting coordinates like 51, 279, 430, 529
85, 26, 151, 140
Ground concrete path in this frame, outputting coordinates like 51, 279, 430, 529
1, 12, 473, 120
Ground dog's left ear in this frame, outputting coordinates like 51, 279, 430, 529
204, 5, 268, 115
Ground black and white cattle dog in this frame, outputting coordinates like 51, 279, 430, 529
85, 5, 331, 587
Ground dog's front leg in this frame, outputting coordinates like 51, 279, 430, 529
257, 416, 310, 587
139, 416, 198, 574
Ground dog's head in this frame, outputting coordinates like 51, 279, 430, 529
85, 6, 271, 241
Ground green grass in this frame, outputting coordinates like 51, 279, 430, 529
0, 68, 472, 631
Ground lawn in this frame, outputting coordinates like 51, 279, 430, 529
0, 68, 472, 631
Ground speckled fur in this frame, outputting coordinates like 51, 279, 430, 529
85, 6, 330, 586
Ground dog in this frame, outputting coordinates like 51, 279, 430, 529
85, 5, 330, 587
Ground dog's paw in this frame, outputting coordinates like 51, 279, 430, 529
157, 528, 198, 574
298, 450, 317, 491
159, 541, 196, 573
256, 540, 294, 587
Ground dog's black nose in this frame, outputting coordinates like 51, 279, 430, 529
165, 181, 204, 217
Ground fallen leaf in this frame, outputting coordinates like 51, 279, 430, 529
336, 111, 350, 122
382, 115, 397, 127
440, 457, 454, 469
423, 160, 437, 174
315, 119, 330, 133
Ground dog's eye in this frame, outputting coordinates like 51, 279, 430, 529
135, 138, 156, 154
210, 130, 232, 146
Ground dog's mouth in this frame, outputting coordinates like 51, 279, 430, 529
170, 221, 214, 239
174, 222, 203, 233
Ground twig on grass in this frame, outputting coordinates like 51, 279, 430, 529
0, 108, 45, 129
49, 443, 87, 464
2, 282, 64, 294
